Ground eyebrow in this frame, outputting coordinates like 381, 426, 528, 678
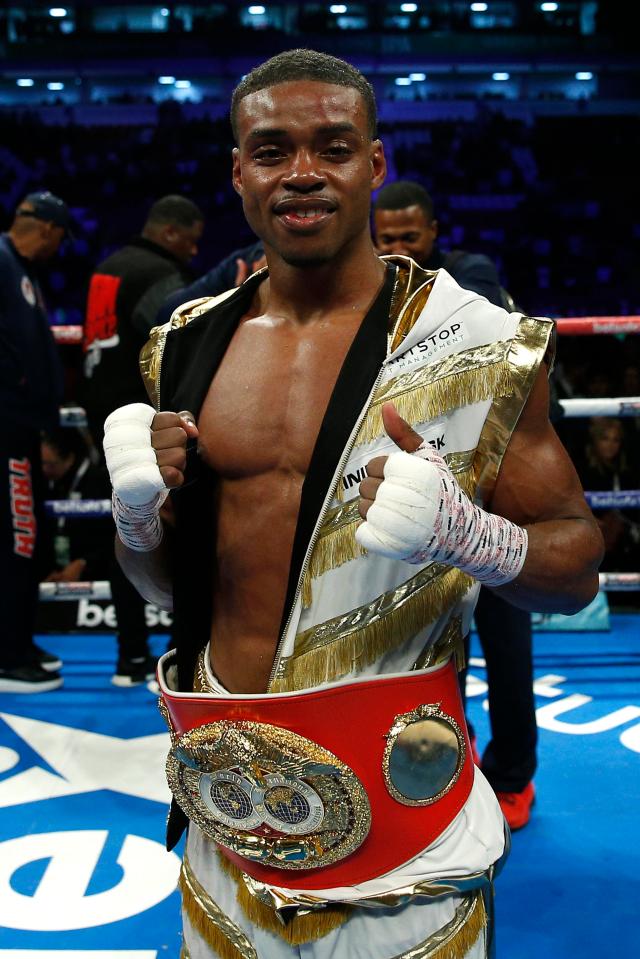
247, 122, 361, 141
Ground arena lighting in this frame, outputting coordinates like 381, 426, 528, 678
576, 71, 594, 80
158, 76, 176, 84
329, 5, 348, 13
492, 72, 510, 81
400, 3, 418, 11
47, 82, 65, 90
16, 78, 35, 87
395, 77, 412, 86
160, 7, 170, 15
470, 2, 488, 11
174, 80, 191, 88
48, 7, 67, 16
540, 2, 559, 10
248, 5, 266, 13
409, 72, 426, 81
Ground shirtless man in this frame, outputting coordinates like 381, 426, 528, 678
104, 50, 602, 959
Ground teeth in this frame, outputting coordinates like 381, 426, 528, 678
293, 208, 325, 218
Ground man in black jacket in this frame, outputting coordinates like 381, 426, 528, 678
0, 191, 69, 692
374, 180, 538, 831
83, 195, 204, 685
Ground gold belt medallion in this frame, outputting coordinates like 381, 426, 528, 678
166, 720, 371, 870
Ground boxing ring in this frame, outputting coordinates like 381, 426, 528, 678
0, 315, 637, 958
46, 314, 640, 606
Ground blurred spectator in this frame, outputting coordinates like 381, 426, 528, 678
82, 194, 204, 687
82, 194, 204, 439
0, 191, 69, 692
156, 241, 265, 325
576, 418, 640, 579
40, 428, 113, 584
374, 179, 537, 830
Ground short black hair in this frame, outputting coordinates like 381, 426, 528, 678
374, 181, 435, 221
231, 48, 377, 142
145, 195, 204, 229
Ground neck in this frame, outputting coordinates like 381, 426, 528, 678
259, 236, 386, 324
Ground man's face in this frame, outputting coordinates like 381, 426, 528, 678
163, 220, 204, 264
232, 80, 386, 268
373, 205, 438, 266
41, 443, 74, 482
17, 205, 66, 261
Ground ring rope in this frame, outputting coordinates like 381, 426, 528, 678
556, 317, 640, 336
37, 572, 640, 603
59, 396, 640, 429
45, 498, 112, 517
45, 487, 640, 518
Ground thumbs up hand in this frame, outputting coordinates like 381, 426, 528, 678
356, 403, 450, 562
356, 404, 528, 586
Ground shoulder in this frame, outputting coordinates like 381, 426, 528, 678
139, 288, 238, 406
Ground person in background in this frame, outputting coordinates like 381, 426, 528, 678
0, 191, 70, 692
156, 240, 266, 326
83, 194, 204, 686
40, 428, 113, 585
576, 418, 640, 588
374, 179, 538, 829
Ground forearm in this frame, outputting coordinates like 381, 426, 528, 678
115, 531, 174, 610
493, 516, 603, 614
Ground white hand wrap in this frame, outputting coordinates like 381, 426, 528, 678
356, 445, 528, 587
103, 403, 168, 552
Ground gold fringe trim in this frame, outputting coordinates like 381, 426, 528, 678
179, 860, 258, 959
301, 573, 313, 610
217, 853, 353, 945
272, 565, 474, 691
411, 615, 465, 672
401, 891, 486, 959
355, 359, 512, 449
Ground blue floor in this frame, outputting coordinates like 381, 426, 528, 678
0, 616, 638, 957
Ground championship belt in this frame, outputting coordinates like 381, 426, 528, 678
158, 653, 473, 891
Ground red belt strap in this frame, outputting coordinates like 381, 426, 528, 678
160, 657, 473, 890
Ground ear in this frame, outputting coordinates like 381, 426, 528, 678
370, 139, 386, 192
232, 147, 243, 197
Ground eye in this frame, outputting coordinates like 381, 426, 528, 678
253, 147, 285, 162
319, 141, 355, 159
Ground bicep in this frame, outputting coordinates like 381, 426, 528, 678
489, 365, 592, 526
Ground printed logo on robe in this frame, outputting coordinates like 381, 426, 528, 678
389, 323, 466, 371
83, 273, 122, 353
9, 458, 36, 558
20, 276, 36, 307
340, 434, 447, 493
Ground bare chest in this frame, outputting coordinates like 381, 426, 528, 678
198, 316, 360, 478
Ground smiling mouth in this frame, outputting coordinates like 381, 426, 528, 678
274, 203, 336, 231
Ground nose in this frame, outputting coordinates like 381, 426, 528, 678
282, 148, 326, 192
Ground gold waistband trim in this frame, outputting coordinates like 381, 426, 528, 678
272, 564, 474, 692
180, 854, 258, 959
217, 850, 353, 945
394, 890, 486, 959
181, 849, 485, 955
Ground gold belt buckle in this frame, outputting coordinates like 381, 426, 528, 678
166, 719, 372, 870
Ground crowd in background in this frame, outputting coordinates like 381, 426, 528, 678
1, 106, 639, 605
